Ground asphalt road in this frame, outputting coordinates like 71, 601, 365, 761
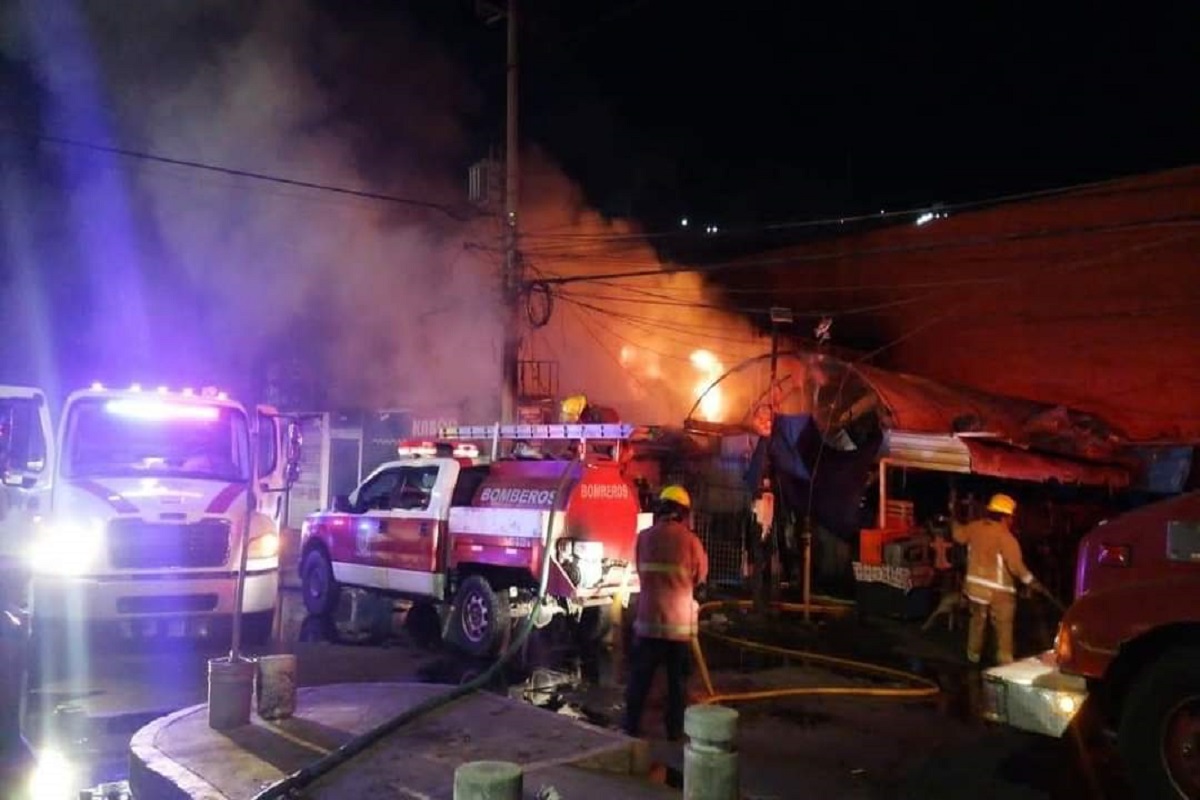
20, 589, 1133, 799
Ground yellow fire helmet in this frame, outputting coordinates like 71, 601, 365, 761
987, 493, 1017, 516
561, 394, 588, 423
659, 485, 692, 509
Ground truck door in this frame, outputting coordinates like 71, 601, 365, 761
255, 407, 303, 528
352, 461, 458, 598
0, 386, 54, 606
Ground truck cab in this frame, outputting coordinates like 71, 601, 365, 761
0, 383, 302, 644
299, 423, 650, 656
984, 490, 1200, 798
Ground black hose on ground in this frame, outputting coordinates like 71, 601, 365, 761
251, 459, 577, 800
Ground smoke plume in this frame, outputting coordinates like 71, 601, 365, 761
0, 0, 766, 425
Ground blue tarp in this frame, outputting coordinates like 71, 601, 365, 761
746, 413, 882, 542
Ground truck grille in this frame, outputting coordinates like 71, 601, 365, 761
107, 519, 232, 569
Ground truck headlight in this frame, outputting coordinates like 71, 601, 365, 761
29, 518, 105, 575
247, 532, 280, 559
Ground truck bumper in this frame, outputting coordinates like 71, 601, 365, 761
982, 651, 1089, 738
31, 567, 278, 624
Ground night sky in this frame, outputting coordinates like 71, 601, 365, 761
0, 0, 1196, 409
408, 1, 1198, 229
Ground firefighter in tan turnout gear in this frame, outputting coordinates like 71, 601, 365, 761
952, 493, 1043, 665
623, 485, 709, 741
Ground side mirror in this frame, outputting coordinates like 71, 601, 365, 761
332, 494, 353, 513
283, 421, 303, 489
286, 422, 303, 464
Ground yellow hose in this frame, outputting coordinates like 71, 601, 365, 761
691, 599, 941, 704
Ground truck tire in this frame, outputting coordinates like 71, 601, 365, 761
448, 575, 510, 658
1118, 646, 1200, 799
301, 548, 341, 618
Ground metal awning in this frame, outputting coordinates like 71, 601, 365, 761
880, 431, 1131, 487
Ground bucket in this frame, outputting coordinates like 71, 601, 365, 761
256, 654, 297, 720
208, 656, 256, 730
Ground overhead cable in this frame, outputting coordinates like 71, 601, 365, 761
16, 130, 473, 221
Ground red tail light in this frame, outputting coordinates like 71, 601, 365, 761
1097, 543, 1131, 567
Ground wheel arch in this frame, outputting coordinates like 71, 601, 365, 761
1102, 623, 1200, 725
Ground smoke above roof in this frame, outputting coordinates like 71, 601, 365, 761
0, 0, 767, 424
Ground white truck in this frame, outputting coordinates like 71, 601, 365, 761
0, 383, 301, 644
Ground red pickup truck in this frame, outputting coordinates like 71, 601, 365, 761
984, 490, 1200, 798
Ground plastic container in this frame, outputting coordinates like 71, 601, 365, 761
859, 528, 910, 565
208, 656, 256, 730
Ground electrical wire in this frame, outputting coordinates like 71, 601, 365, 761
521, 172, 1200, 241
554, 293, 767, 350
559, 301, 655, 394
528, 215, 1200, 285
17, 130, 474, 221
556, 286, 939, 318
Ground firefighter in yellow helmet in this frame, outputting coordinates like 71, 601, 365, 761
952, 493, 1044, 665
623, 485, 709, 740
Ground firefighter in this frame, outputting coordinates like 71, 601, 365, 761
623, 485, 709, 741
952, 493, 1044, 665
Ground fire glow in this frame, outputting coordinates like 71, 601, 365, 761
690, 349, 724, 421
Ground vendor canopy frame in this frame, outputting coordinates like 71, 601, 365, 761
690, 349, 1134, 490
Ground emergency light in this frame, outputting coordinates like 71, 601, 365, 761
104, 399, 221, 422
397, 440, 479, 459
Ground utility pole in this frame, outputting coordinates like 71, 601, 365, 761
478, 0, 522, 423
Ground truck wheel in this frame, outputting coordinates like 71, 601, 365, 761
1118, 647, 1200, 799
449, 575, 510, 658
301, 548, 341, 617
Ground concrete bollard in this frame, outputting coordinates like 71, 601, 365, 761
208, 656, 256, 730
453, 760, 523, 800
256, 654, 297, 720
683, 704, 739, 800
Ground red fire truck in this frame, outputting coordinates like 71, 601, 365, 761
984, 490, 1200, 798
297, 423, 652, 656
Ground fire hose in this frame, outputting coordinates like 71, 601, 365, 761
689, 599, 942, 704
250, 459, 577, 800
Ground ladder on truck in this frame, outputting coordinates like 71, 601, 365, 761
438, 423, 638, 462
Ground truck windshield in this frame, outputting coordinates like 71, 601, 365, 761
62, 397, 250, 482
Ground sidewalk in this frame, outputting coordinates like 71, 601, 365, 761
130, 682, 679, 799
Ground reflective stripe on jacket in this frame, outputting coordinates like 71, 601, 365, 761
952, 518, 1033, 603
634, 519, 709, 642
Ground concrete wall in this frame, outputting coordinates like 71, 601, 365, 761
725, 167, 1200, 442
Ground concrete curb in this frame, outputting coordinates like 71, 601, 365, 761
129, 706, 232, 800
128, 683, 645, 799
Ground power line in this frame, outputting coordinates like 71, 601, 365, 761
521, 172, 1200, 242
17, 130, 473, 221
552, 294, 758, 360
529, 215, 1200, 286
554, 286, 937, 318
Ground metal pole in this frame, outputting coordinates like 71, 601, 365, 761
769, 320, 779, 409
801, 517, 813, 624
230, 418, 258, 660
500, 0, 521, 423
